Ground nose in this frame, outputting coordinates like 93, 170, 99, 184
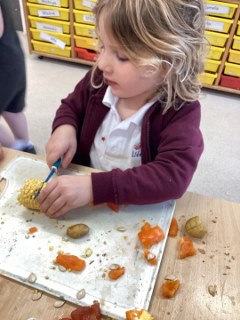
97, 50, 112, 73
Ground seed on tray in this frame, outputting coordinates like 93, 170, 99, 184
116, 226, 126, 232
32, 290, 42, 301
109, 263, 120, 270
54, 300, 65, 308
58, 265, 67, 272
76, 289, 86, 300
28, 273, 37, 283
85, 248, 93, 257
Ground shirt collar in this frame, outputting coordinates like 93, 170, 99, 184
102, 86, 156, 126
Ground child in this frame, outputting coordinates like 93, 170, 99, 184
0, 1, 36, 153
38, 0, 205, 218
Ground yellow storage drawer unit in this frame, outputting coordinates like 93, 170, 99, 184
199, 72, 217, 85
204, 1, 237, 18
28, 16, 70, 33
73, 9, 95, 25
73, 0, 96, 11
30, 28, 71, 45
208, 46, 225, 60
27, 0, 69, 8
232, 36, 240, 51
237, 21, 240, 36
204, 59, 221, 72
228, 49, 240, 64
205, 30, 228, 47
74, 22, 96, 38
74, 35, 98, 50
31, 39, 71, 57
27, 3, 70, 21
224, 62, 240, 77
205, 16, 233, 33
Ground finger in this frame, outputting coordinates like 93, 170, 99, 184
40, 187, 60, 213
45, 196, 66, 217
46, 202, 69, 218
38, 180, 57, 203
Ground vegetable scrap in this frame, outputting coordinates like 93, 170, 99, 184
161, 278, 180, 298
56, 253, 86, 271
143, 249, 157, 265
60, 301, 102, 320
126, 309, 154, 320
138, 222, 164, 248
108, 266, 125, 280
208, 284, 217, 297
28, 226, 38, 234
179, 236, 196, 259
185, 216, 207, 238
106, 203, 120, 213
168, 217, 179, 237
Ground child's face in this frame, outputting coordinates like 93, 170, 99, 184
97, 14, 162, 106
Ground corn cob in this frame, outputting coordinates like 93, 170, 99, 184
18, 178, 45, 210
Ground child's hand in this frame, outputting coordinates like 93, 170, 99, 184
38, 175, 93, 218
46, 125, 77, 169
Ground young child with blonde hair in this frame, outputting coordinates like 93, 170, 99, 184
38, 0, 206, 218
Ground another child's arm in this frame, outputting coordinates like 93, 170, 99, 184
0, 6, 4, 38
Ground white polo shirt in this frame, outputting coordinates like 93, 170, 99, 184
90, 87, 155, 171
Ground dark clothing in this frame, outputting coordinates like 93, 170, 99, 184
53, 70, 204, 206
0, 0, 26, 113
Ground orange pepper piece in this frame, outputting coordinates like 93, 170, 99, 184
28, 226, 38, 234
168, 217, 179, 237
106, 202, 120, 213
56, 253, 86, 271
138, 222, 164, 248
143, 249, 157, 265
108, 266, 125, 280
126, 309, 154, 320
161, 279, 180, 298
179, 236, 196, 259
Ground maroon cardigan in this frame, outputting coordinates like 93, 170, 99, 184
52, 70, 204, 205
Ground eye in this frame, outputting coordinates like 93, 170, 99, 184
116, 53, 129, 62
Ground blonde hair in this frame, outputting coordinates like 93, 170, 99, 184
91, 0, 207, 113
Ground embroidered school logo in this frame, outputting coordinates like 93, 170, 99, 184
132, 143, 141, 158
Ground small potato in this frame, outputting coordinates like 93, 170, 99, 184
67, 224, 89, 239
185, 216, 207, 238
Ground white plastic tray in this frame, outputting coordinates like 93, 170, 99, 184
0, 156, 175, 319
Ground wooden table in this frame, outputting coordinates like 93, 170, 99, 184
0, 147, 239, 320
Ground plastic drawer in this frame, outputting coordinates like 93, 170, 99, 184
205, 30, 228, 47
73, 0, 96, 11
27, 0, 69, 8
204, 1, 237, 18
224, 62, 240, 77
30, 28, 71, 45
198, 72, 217, 85
74, 22, 96, 37
28, 16, 70, 33
208, 46, 225, 60
74, 35, 98, 50
220, 75, 240, 90
232, 36, 240, 51
73, 9, 95, 25
75, 47, 97, 61
31, 39, 71, 57
205, 16, 233, 33
228, 49, 240, 64
27, 3, 69, 21
204, 59, 221, 72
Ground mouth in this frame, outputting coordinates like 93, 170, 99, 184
104, 78, 117, 86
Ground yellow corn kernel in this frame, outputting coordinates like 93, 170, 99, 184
17, 178, 45, 210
